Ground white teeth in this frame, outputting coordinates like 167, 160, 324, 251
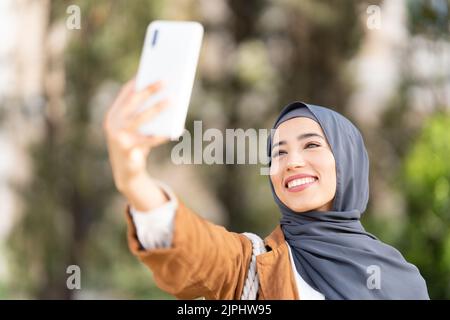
287, 177, 316, 189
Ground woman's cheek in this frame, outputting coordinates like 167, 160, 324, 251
323, 155, 337, 195
270, 168, 282, 190
270, 158, 284, 176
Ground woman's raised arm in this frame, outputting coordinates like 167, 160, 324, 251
103, 78, 253, 299
103, 78, 170, 212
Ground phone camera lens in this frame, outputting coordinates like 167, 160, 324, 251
151, 29, 159, 47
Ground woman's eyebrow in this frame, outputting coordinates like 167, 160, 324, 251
272, 132, 325, 151
271, 140, 286, 151
297, 132, 326, 141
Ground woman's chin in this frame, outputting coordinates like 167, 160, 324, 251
285, 202, 315, 213
284, 198, 328, 213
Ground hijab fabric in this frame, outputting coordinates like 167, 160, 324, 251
268, 101, 429, 300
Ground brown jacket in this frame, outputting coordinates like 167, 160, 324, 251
126, 197, 299, 300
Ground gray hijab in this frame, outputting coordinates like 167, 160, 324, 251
268, 101, 429, 300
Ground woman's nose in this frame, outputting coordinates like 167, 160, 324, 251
286, 154, 306, 170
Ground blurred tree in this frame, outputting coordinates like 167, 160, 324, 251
8, 0, 173, 299
401, 114, 450, 298
408, 0, 450, 37
362, 0, 450, 299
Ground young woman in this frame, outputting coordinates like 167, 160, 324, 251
104, 79, 429, 300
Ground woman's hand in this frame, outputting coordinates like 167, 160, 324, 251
103, 78, 170, 211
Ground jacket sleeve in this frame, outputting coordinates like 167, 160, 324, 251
125, 197, 253, 300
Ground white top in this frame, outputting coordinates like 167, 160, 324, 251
285, 241, 325, 300
130, 182, 325, 300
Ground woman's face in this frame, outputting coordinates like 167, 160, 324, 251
270, 117, 337, 212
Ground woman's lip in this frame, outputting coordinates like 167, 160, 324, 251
285, 179, 317, 193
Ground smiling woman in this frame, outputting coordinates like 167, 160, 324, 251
104, 82, 430, 299
266, 102, 429, 299
270, 116, 336, 213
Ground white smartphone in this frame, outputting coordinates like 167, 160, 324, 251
135, 20, 204, 140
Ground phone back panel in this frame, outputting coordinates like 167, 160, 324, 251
135, 21, 203, 139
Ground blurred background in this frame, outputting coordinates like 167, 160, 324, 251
0, 0, 449, 299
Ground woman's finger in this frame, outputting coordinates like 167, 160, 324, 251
118, 78, 136, 101
126, 99, 170, 131
136, 135, 170, 149
120, 81, 164, 118
109, 78, 136, 113
104, 78, 136, 131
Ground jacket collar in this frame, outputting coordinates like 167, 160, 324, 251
256, 225, 299, 299
264, 225, 286, 251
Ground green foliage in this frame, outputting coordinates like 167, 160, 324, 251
401, 114, 450, 298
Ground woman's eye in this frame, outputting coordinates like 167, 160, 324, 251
305, 143, 320, 149
273, 150, 287, 158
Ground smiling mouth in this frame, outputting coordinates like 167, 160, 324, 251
285, 177, 318, 192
